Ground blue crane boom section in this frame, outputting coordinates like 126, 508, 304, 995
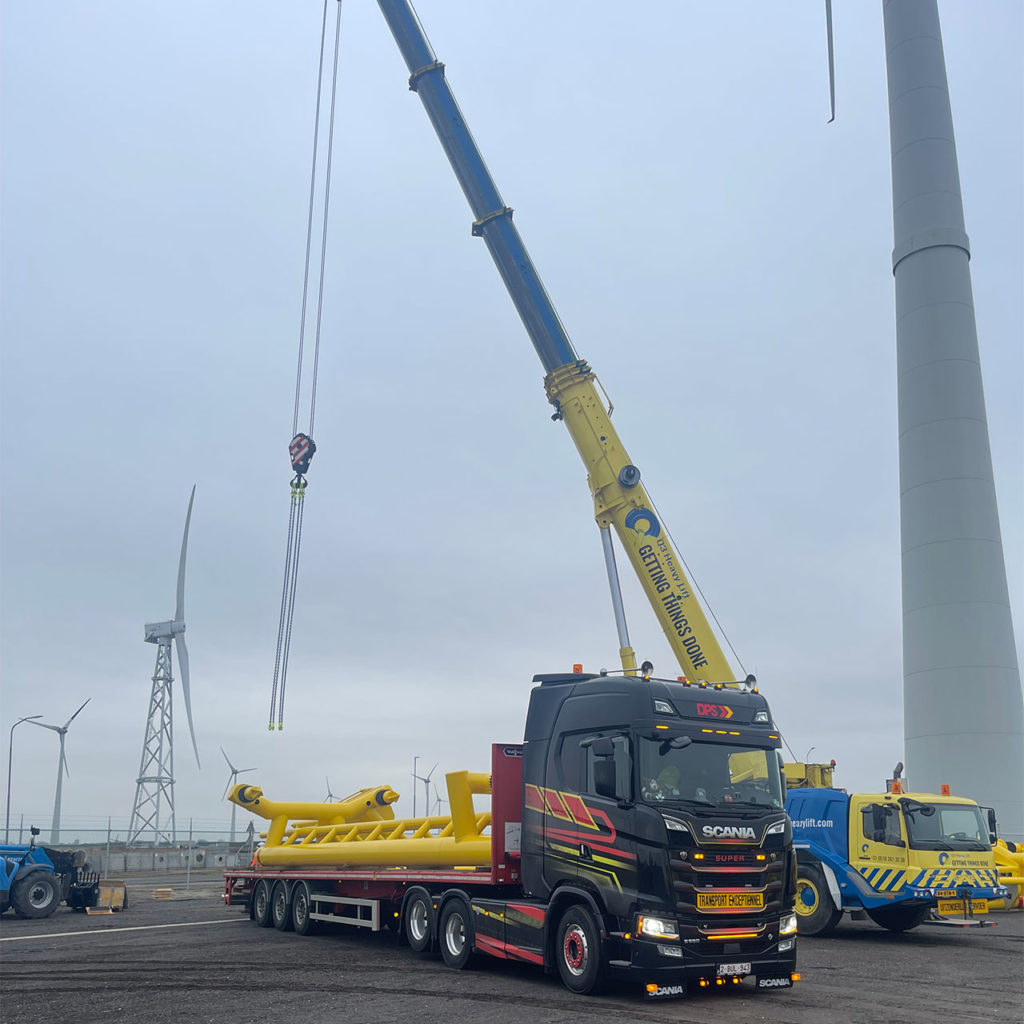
378, 0, 578, 374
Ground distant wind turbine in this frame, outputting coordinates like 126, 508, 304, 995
324, 777, 337, 803
221, 747, 256, 844
27, 698, 91, 843
127, 485, 201, 847
413, 762, 437, 819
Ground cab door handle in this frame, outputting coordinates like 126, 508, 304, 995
579, 843, 593, 860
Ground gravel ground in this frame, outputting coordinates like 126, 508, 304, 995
1, 872, 1021, 1024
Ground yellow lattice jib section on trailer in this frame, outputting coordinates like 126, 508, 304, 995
228, 771, 493, 869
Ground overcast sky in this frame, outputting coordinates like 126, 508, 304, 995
1, 1, 1021, 842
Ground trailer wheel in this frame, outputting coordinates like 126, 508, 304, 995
404, 887, 434, 954
11, 873, 60, 919
795, 864, 842, 936
866, 904, 929, 932
271, 882, 293, 931
292, 882, 316, 936
252, 880, 273, 928
438, 899, 475, 970
555, 904, 607, 995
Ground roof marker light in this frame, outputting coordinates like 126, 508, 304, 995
573, 663, 583, 673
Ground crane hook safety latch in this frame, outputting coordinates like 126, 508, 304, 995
289, 433, 316, 476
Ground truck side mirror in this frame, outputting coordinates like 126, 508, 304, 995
593, 759, 617, 799
983, 806, 998, 844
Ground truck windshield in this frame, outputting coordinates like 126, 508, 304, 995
638, 737, 783, 810
901, 802, 991, 851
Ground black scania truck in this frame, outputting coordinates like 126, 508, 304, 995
226, 671, 798, 1000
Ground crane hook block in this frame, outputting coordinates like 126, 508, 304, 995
289, 433, 317, 475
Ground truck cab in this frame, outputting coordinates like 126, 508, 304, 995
786, 788, 1008, 934
523, 671, 798, 991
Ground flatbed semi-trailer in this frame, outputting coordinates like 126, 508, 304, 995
225, 671, 799, 999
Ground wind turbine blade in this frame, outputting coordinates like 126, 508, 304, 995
65, 697, 91, 729
825, 0, 836, 123
61, 744, 70, 779
176, 633, 201, 768
426, 762, 438, 781
25, 720, 61, 734
175, 485, 196, 622
223, 775, 233, 800
221, 746, 236, 773
239, 767, 257, 775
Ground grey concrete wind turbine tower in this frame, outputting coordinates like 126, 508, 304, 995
27, 698, 90, 843
883, 0, 1023, 838
127, 486, 201, 846
221, 747, 256, 845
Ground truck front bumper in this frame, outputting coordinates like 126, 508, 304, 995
611, 933, 798, 997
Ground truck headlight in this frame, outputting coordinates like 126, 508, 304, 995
638, 915, 679, 939
766, 820, 787, 836
780, 912, 798, 936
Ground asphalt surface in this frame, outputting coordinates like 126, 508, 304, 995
1, 872, 1022, 1024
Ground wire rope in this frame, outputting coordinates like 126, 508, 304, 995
270, 0, 343, 730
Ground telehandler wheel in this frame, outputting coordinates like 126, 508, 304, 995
291, 881, 316, 936
438, 899, 475, 970
404, 887, 434, 954
866, 904, 929, 932
252, 880, 273, 928
11, 873, 61, 919
795, 864, 842, 936
271, 881, 293, 931
555, 904, 608, 995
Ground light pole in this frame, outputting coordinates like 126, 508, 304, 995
6, 715, 41, 844
804, 747, 816, 764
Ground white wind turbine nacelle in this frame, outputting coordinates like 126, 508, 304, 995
144, 485, 200, 769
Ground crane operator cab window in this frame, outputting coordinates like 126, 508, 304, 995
637, 734, 783, 810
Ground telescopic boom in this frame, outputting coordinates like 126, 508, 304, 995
378, 0, 734, 682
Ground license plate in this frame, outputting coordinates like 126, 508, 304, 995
717, 962, 751, 977
937, 898, 988, 916
935, 889, 956, 899
697, 892, 764, 910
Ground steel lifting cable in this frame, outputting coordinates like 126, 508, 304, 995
270, 0, 344, 731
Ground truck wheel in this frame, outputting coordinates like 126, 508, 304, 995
555, 904, 607, 995
271, 881, 293, 931
291, 882, 316, 936
866, 904, 929, 932
11, 873, 61, 919
404, 888, 434, 954
252, 880, 273, 928
438, 899, 475, 970
795, 864, 842, 936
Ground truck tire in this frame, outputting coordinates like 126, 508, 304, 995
404, 887, 434, 954
795, 864, 842, 936
555, 904, 608, 995
866, 904, 929, 932
252, 880, 273, 928
11, 872, 61, 919
271, 881, 293, 931
291, 881, 316, 936
438, 899, 475, 970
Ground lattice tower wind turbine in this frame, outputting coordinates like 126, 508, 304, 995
221, 747, 256, 845
127, 486, 201, 846
27, 699, 90, 843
